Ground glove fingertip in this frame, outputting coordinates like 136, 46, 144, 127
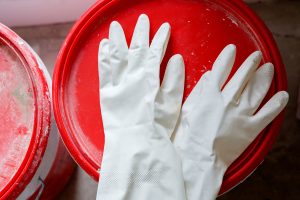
277, 91, 289, 108
99, 38, 109, 50
168, 54, 184, 68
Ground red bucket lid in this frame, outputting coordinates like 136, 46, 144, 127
53, 0, 287, 194
0, 24, 51, 199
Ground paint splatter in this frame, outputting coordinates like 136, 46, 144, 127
0, 44, 34, 190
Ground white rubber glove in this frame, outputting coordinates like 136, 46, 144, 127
172, 44, 289, 200
96, 14, 186, 200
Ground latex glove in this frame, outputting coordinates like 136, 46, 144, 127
96, 14, 186, 200
172, 44, 289, 200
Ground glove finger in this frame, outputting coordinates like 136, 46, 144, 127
109, 21, 128, 50
172, 72, 208, 142
147, 23, 171, 89
181, 71, 210, 117
150, 23, 171, 63
130, 14, 149, 50
109, 21, 128, 85
251, 91, 289, 133
211, 44, 236, 90
155, 54, 185, 137
239, 63, 274, 115
98, 39, 111, 89
222, 51, 262, 103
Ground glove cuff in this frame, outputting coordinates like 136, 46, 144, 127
180, 155, 227, 200
97, 122, 186, 200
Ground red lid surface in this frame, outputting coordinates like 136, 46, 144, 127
53, 0, 287, 194
0, 24, 51, 199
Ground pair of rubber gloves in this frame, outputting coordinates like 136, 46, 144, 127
96, 14, 289, 200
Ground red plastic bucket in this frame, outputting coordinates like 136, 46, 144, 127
0, 23, 76, 200
53, 0, 287, 194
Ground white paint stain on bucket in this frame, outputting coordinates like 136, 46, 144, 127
0, 23, 75, 200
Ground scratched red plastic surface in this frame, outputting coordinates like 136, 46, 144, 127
54, 0, 286, 193
0, 42, 34, 191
